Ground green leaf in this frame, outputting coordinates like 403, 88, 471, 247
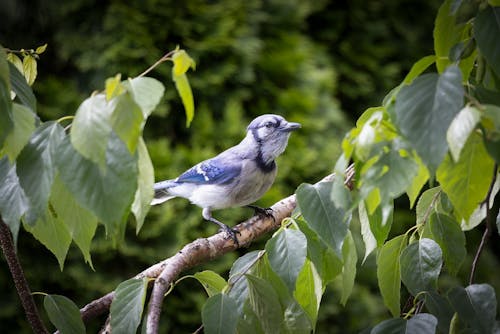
377, 234, 407, 317
70, 94, 113, 169
406, 155, 430, 208
403, 55, 436, 84
400, 238, 442, 296
8, 62, 37, 113
245, 274, 283, 334
110, 278, 148, 334
236, 303, 264, 334
0, 62, 13, 147
35, 43, 48, 54
266, 228, 307, 293
434, 0, 465, 73
2, 103, 36, 161
340, 231, 357, 305
56, 132, 137, 240
6, 53, 23, 74
424, 291, 454, 334
282, 298, 313, 333
371, 313, 437, 334
110, 93, 143, 154
428, 213, 466, 275
447, 105, 481, 162
50, 175, 97, 266
437, 132, 495, 221
448, 284, 497, 333
475, 6, 500, 77
296, 182, 350, 258
228, 251, 262, 315
416, 187, 442, 227
359, 201, 393, 262
0, 158, 29, 241
173, 73, 194, 127
24, 206, 72, 270
125, 77, 165, 118
193, 271, 227, 297
172, 49, 196, 76
44, 294, 85, 334
132, 138, 154, 233
22, 55, 37, 85
202, 293, 239, 334
16, 122, 65, 225
395, 65, 464, 174
293, 259, 322, 326
105, 74, 124, 101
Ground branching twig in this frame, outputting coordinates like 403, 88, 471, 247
469, 165, 498, 285
0, 218, 49, 334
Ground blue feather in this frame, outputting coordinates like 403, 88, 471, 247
176, 159, 241, 185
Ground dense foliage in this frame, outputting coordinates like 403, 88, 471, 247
2, 0, 500, 333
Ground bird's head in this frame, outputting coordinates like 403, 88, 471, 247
246, 114, 301, 163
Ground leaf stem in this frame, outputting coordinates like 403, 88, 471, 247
469, 165, 498, 285
0, 218, 49, 334
137, 50, 176, 78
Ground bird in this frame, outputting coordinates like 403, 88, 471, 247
152, 114, 301, 244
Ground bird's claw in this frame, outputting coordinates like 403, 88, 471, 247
219, 225, 241, 247
247, 205, 275, 222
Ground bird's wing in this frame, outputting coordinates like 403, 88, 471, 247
176, 158, 242, 185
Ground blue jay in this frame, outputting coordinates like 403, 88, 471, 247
152, 114, 300, 243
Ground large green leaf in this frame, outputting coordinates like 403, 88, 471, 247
8, 62, 36, 113
0, 158, 28, 240
227, 251, 262, 315
359, 200, 393, 262
294, 259, 322, 326
448, 284, 497, 333
124, 77, 165, 118
266, 228, 307, 293
109, 93, 143, 154
50, 175, 97, 265
110, 278, 148, 334
434, 0, 465, 73
340, 231, 357, 305
400, 238, 442, 296
44, 294, 85, 334
202, 293, 239, 334
371, 313, 437, 334
56, 132, 137, 239
395, 65, 464, 174
2, 103, 36, 161
70, 94, 114, 169
377, 234, 407, 317
245, 274, 283, 334
24, 206, 72, 270
475, 6, 500, 77
424, 291, 454, 334
428, 213, 465, 275
16, 122, 65, 225
447, 105, 481, 162
132, 138, 154, 233
437, 132, 495, 221
296, 182, 350, 258
193, 270, 227, 297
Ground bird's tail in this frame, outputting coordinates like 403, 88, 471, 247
151, 180, 177, 205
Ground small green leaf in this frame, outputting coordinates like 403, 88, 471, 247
2, 104, 36, 161
428, 213, 466, 275
8, 62, 37, 113
395, 65, 464, 174
447, 105, 481, 161
377, 234, 407, 317
35, 43, 48, 54
6, 53, 23, 74
16, 122, 65, 225
110, 278, 148, 334
44, 294, 85, 334
296, 182, 350, 258
294, 259, 322, 326
400, 238, 442, 296
202, 293, 239, 334
22, 55, 37, 85
172, 49, 196, 77
173, 73, 194, 127
132, 138, 154, 233
70, 94, 113, 170
266, 228, 307, 293
124, 77, 165, 118
403, 55, 436, 84
245, 274, 283, 334
448, 284, 497, 333
340, 231, 357, 305
416, 187, 442, 227
105, 74, 124, 101
193, 271, 227, 297
437, 132, 495, 221
475, 6, 500, 77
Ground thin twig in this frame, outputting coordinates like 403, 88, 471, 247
137, 50, 176, 78
0, 218, 49, 334
469, 165, 498, 285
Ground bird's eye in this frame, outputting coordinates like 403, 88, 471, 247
265, 122, 274, 128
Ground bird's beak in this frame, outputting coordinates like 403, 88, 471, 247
281, 122, 301, 132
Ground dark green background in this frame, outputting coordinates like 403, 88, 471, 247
3, 1, 495, 333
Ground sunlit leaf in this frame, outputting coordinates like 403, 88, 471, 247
193, 270, 227, 297
44, 295, 85, 334
173, 73, 194, 127
124, 77, 165, 118
6, 53, 23, 74
132, 138, 154, 233
35, 43, 48, 54
416, 187, 442, 227
400, 238, 442, 296
2, 104, 35, 161
110, 93, 143, 153
359, 201, 393, 262
340, 231, 357, 305
110, 278, 148, 334
202, 293, 239, 334
105, 74, 124, 101
8, 62, 37, 113
22, 55, 37, 85
434, 0, 465, 73
447, 105, 481, 161
172, 49, 196, 77
294, 259, 323, 326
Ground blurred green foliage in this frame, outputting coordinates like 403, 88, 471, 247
2, 0, 483, 333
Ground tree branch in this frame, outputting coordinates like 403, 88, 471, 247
0, 217, 49, 334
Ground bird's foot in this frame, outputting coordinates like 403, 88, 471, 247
219, 224, 241, 246
247, 205, 275, 222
